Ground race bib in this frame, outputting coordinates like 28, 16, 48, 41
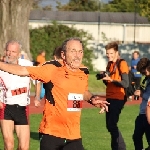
67, 93, 83, 111
11, 87, 27, 96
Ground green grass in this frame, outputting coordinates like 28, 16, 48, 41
0, 104, 148, 150
81, 105, 148, 150
88, 74, 106, 93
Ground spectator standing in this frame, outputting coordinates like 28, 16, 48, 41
133, 58, 150, 150
101, 41, 129, 150
36, 50, 46, 66
131, 51, 142, 90
20, 50, 30, 60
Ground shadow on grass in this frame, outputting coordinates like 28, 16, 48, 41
30, 131, 39, 140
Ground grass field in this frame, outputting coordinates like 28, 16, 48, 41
88, 73, 106, 93
0, 104, 148, 150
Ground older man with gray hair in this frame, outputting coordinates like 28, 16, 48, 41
0, 40, 33, 150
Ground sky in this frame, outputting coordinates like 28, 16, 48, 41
39, 0, 111, 8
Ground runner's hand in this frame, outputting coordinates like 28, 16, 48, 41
99, 107, 106, 114
34, 99, 41, 107
91, 96, 109, 112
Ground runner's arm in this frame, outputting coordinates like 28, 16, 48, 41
34, 81, 41, 100
34, 81, 41, 107
83, 90, 93, 101
0, 62, 29, 76
83, 90, 110, 111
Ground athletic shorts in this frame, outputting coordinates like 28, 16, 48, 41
0, 104, 29, 125
39, 133, 84, 150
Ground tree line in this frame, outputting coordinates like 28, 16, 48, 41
33, 0, 150, 21
30, 21, 94, 71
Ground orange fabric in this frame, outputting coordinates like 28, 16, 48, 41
26, 63, 88, 139
106, 60, 129, 100
36, 55, 46, 65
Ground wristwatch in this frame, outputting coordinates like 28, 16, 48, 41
87, 95, 95, 105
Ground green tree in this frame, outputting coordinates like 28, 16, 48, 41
138, 0, 150, 21
57, 0, 150, 21
101, 0, 150, 20
32, 0, 40, 9
30, 22, 94, 71
43, 5, 52, 11
57, 0, 100, 11
32, 0, 52, 10
101, 0, 135, 12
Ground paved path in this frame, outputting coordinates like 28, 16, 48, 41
29, 95, 141, 114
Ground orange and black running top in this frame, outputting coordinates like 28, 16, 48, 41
106, 60, 129, 100
26, 62, 88, 140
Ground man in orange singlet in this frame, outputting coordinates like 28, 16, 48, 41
0, 37, 109, 150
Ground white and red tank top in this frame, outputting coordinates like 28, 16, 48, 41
0, 58, 33, 106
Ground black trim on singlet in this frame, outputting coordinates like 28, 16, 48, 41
42, 61, 89, 106
79, 68, 89, 75
42, 61, 61, 106
42, 60, 62, 67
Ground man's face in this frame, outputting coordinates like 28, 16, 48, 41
5, 43, 20, 64
145, 68, 150, 76
62, 40, 83, 70
133, 52, 139, 60
106, 48, 118, 62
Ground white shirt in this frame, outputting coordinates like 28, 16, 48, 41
0, 58, 33, 106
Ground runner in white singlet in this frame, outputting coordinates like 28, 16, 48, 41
0, 40, 34, 150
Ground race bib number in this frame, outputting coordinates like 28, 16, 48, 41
67, 93, 83, 111
11, 87, 27, 96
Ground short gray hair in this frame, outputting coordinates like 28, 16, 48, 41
5, 40, 22, 51
61, 37, 83, 52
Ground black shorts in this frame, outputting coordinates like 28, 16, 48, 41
39, 133, 84, 150
0, 104, 29, 125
